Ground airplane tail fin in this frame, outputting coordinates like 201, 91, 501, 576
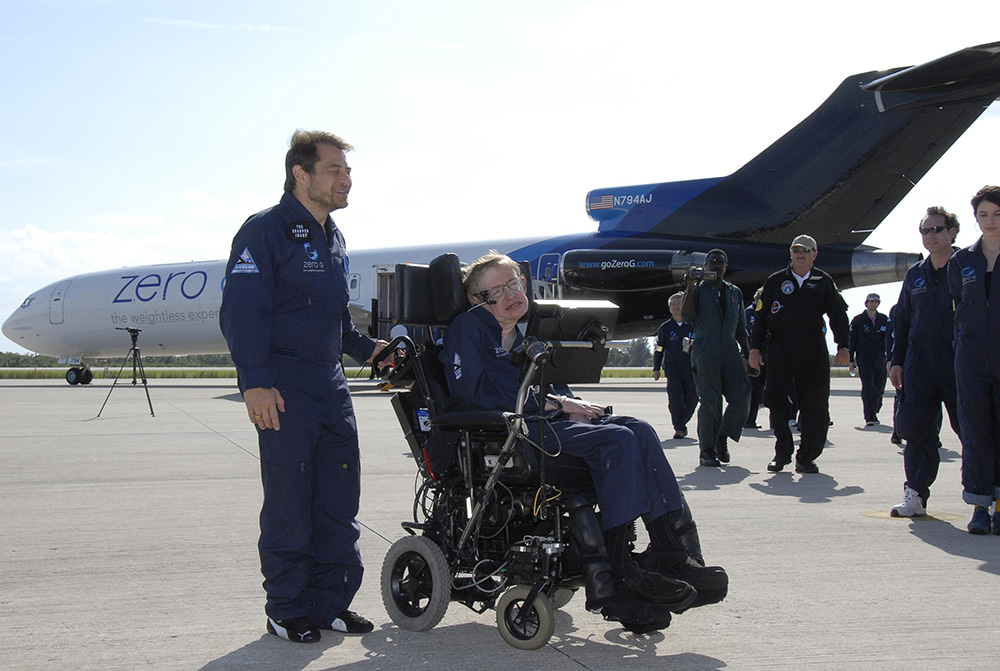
588, 41, 1000, 246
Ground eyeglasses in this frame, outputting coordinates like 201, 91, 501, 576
479, 276, 523, 301
919, 225, 948, 235
790, 246, 815, 254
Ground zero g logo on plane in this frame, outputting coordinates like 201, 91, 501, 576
113, 270, 210, 303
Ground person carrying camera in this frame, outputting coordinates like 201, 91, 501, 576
681, 249, 752, 467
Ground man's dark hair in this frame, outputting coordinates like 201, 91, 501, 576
971, 185, 1000, 212
284, 130, 354, 192
925, 205, 960, 232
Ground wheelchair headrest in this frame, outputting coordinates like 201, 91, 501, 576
396, 253, 471, 326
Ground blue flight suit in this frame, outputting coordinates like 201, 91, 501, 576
441, 306, 683, 530
652, 319, 697, 432
948, 239, 1000, 508
219, 191, 376, 624
849, 310, 889, 422
683, 281, 751, 458
891, 256, 960, 505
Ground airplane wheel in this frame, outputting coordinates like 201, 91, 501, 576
548, 587, 576, 609
496, 585, 554, 650
80, 369, 94, 385
381, 535, 451, 632
66, 368, 81, 385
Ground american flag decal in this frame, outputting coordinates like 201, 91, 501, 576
589, 194, 614, 210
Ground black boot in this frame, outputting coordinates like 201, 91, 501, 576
644, 503, 729, 608
607, 523, 696, 612
567, 497, 618, 611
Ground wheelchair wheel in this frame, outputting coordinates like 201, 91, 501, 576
381, 535, 451, 631
548, 587, 576, 610
495, 585, 554, 650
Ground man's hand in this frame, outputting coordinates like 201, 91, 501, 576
889, 365, 903, 390
848, 362, 857, 375
748, 348, 763, 371
562, 397, 608, 423
653, 370, 661, 382
369, 340, 393, 369
835, 347, 850, 366
244, 387, 285, 431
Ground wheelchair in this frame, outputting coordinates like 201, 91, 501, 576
374, 253, 632, 649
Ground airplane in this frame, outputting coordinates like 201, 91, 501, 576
5, 41, 1000, 385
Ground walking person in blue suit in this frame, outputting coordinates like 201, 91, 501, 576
849, 293, 890, 426
949, 186, 1000, 534
653, 292, 697, 439
888, 206, 962, 517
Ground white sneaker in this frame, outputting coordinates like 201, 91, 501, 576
890, 487, 926, 517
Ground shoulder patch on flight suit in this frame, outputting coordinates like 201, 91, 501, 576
231, 247, 259, 274
286, 221, 313, 243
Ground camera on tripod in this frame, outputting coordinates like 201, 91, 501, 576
686, 265, 718, 282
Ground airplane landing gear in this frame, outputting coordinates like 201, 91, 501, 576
65, 367, 94, 385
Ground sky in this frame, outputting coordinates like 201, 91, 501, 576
1, 0, 997, 354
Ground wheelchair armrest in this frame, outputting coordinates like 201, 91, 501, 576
430, 410, 510, 431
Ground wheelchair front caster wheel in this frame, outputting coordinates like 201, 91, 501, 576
496, 585, 554, 650
381, 535, 451, 631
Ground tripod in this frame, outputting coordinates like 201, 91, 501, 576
98, 327, 154, 417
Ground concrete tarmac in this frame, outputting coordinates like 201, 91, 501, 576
1, 376, 996, 670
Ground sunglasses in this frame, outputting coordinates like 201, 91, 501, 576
919, 225, 948, 235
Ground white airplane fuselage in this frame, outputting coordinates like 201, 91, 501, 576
1, 238, 548, 360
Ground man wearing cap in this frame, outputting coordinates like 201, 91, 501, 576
681, 249, 752, 467
849, 294, 890, 426
749, 235, 850, 474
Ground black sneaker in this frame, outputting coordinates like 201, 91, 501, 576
616, 560, 696, 613
321, 610, 374, 634
267, 616, 320, 643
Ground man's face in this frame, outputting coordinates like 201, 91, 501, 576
789, 245, 817, 274
669, 299, 683, 320
919, 213, 954, 254
473, 265, 528, 328
865, 298, 880, 312
704, 254, 727, 282
300, 143, 352, 213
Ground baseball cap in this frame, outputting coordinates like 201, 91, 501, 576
866, 293, 880, 301
790, 234, 817, 252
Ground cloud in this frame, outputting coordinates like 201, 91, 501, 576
143, 18, 291, 32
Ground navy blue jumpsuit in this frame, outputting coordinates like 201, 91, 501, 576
750, 266, 850, 464
219, 191, 376, 623
683, 282, 751, 456
745, 305, 766, 427
948, 239, 1000, 508
652, 319, 697, 432
849, 310, 889, 422
891, 256, 960, 504
441, 306, 684, 531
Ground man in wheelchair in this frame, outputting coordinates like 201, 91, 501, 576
440, 252, 728, 630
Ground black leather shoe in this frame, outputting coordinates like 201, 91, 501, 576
716, 437, 730, 464
767, 459, 790, 472
794, 457, 819, 474
699, 456, 721, 468
616, 561, 697, 613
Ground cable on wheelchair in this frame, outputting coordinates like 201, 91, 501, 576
532, 484, 562, 518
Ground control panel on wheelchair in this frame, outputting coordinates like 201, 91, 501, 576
372, 253, 622, 649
